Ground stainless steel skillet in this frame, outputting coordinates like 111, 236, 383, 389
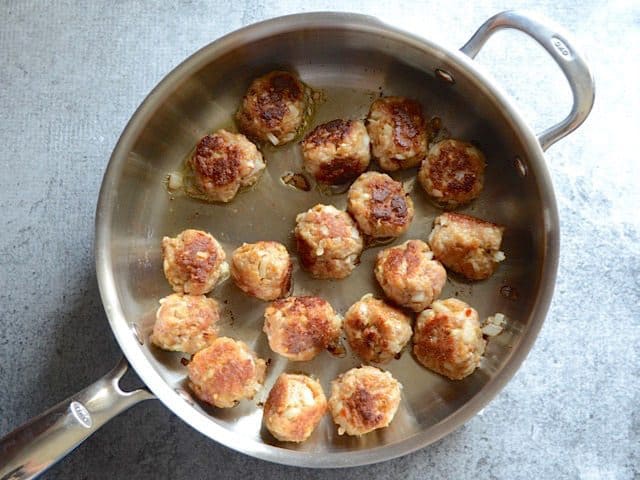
0, 10, 594, 478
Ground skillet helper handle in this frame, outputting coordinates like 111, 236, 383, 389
460, 10, 595, 151
0, 358, 154, 480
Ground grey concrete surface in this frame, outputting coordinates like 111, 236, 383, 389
0, 0, 638, 478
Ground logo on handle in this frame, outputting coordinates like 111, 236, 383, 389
69, 401, 92, 428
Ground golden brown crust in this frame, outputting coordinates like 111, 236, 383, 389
344, 295, 412, 363
191, 134, 241, 187
294, 204, 363, 279
344, 386, 382, 429
263, 373, 327, 442
328, 366, 402, 436
385, 99, 424, 149
188, 337, 267, 408
304, 118, 352, 146
161, 229, 227, 295
428, 212, 505, 281
271, 297, 332, 354
188, 130, 265, 203
442, 212, 497, 228
382, 239, 422, 274
374, 240, 447, 312
264, 376, 287, 415
366, 96, 427, 171
369, 178, 410, 225
412, 298, 485, 380
179, 235, 218, 283
301, 119, 371, 184
347, 172, 414, 238
418, 139, 485, 208
316, 156, 364, 184
236, 71, 307, 145
247, 72, 303, 128
263, 296, 342, 361
230, 241, 292, 301
295, 235, 320, 275
415, 314, 457, 363
151, 294, 219, 354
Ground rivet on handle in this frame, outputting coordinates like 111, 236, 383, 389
435, 68, 455, 84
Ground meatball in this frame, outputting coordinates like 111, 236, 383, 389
428, 212, 505, 280
263, 296, 342, 361
263, 373, 327, 442
301, 119, 370, 184
347, 172, 414, 238
328, 366, 402, 436
189, 129, 265, 203
344, 294, 412, 363
231, 241, 292, 301
418, 139, 486, 208
366, 96, 427, 171
413, 298, 486, 380
162, 229, 228, 295
295, 204, 364, 279
374, 240, 447, 312
236, 70, 308, 145
150, 293, 219, 354
188, 337, 267, 408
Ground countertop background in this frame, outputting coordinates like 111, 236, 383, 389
0, 1, 638, 479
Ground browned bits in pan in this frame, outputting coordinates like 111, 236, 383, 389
500, 284, 519, 301
281, 171, 311, 191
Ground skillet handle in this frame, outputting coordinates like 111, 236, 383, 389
0, 358, 154, 480
460, 10, 595, 151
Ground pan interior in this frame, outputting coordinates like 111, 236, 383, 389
103, 20, 549, 459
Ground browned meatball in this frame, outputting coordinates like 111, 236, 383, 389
189, 129, 265, 203
231, 241, 292, 301
347, 172, 414, 238
374, 240, 447, 312
428, 212, 505, 280
162, 229, 228, 295
295, 204, 364, 279
343, 294, 412, 363
188, 337, 267, 408
263, 373, 327, 443
328, 366, 402, 436
236, 71, 309, 145
413, 298, 485, 380
366, 96, 428, 171
263, 296, 342, 361
418, 139, 486, 208
301, 119, 370, 184
150, 293, 219, 354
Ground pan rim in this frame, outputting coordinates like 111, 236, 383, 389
95, 11, 559, 468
